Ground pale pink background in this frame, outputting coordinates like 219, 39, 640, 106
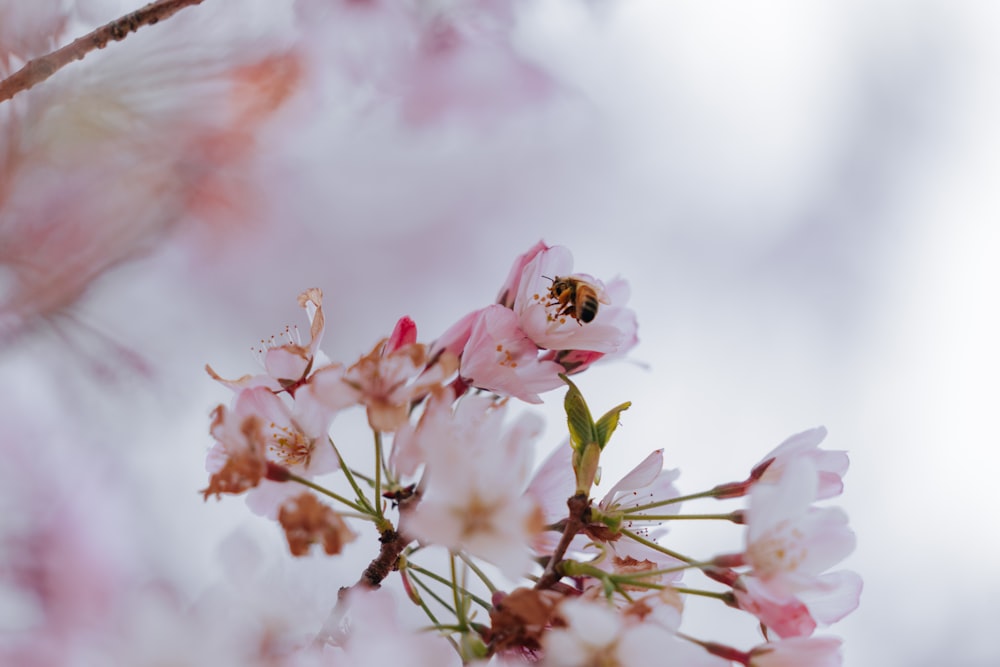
2, 1, 998, 665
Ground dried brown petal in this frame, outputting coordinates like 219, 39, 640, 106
487, 587, 565, 653
277, 492, 356, 557
201, 411, 268, 501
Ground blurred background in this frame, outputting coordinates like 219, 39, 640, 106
2, 0, 998, 664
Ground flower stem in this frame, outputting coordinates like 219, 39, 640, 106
451, 552, 468, 632
372, 430, 385, 521
624, 488, 723, 514
633, 512, 742, 522
406, 562, 491, 611
347, 467, 375, 486
672, 587, 732, 602
284, 472, 370, 516
403, 570, 463, 656
620, 528, 695, 564
458, 552, 498, 595
406, 568, 456, 616
329, 437, 375, 514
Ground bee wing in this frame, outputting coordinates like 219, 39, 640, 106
568, 273, 611, 303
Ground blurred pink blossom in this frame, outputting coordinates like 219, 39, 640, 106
748, 636, 843, 667
404, 390, 544, 578
751, 427, 849, 500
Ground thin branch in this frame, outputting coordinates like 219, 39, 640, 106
0, 0, 206, 105
534, 492, 590, 590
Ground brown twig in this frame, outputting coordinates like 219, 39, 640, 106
0, 0, 206, 105
313, 492, 419, 649
534, 492, 591, 591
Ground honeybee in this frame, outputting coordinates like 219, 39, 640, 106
545, 275, 602, 325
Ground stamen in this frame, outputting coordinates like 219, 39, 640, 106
250, 324, 302, 367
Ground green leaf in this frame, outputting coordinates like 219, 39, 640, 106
594, 401, 632, 449
562, 375, 596, 451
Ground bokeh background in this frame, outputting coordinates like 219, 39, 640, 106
2, 0, 999, 664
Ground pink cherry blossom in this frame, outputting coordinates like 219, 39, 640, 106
527, 444, 684, 583
725, 458, 860, 636
751, 427, 849, 500
206, 288, 327, 395
732, 577, 817, 639
539, 348, 607, 376
541, 597, 727, 667
310, 317, 458, 431
403, 390, 545, 578
202, 399, 270, 501
1, 9, 305, 344
510, 245, 638, 355
204, 386, 337, 516
745, 458, 856, 587
748, 636, 843, 667
456, 304, 566, 403
497, 239, 551, 308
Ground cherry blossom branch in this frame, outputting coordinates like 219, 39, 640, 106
534, 492, 590, 590
357, 524, 408, 589
314, 512, 414, 647
0, 0, 206, 104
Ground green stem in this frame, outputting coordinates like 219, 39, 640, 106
406, 562, 491, 611
632, 513, 741, 522
624, 488, 722, 514
373, 430, 385, 521
450, 552, 468, 632
404, 571, 462, 655
284, 472, 370, 515
672, 587, 731, 601
614, 563, 699, 581
458, 552, 498, 595
620, 528, 695, 564
347, 467, 375, 487
406, 569, 454, 617
328, 437, 374, 514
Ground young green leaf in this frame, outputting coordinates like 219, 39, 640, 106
595, 401, 631, 449
561, 375, 596, 451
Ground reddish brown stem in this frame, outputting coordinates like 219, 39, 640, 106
339, 492, 419, 599
0, 0, 206, 104
534, 492, 591, 590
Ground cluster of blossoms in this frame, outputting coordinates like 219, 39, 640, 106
202, 241, 860, 666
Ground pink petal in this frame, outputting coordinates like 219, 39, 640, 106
602, 449, 665, 506
800, 571, 863, 625
386, 316, 418, 353
496, 240, 550, 308
736, 578, 817, 639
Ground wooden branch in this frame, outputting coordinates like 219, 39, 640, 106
534, 493, 591, 591
0, 0, 206, 105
